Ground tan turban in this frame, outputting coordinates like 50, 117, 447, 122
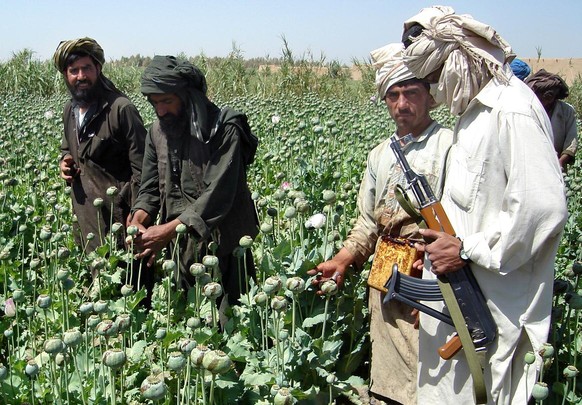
402, 6, 514, 115
53, 37, 105, 72
370, 42, 415, 99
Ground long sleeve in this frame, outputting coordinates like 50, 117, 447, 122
117, 102, 147, 203
132, 129, 161, 219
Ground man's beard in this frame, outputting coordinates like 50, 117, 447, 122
67, 78, 100, 106
159, 108, 188, 138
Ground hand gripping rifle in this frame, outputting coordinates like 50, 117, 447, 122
384, 135, 496, 403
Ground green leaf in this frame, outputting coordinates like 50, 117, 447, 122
127, 340, 148, 363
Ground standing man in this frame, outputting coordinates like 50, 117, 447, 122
309, 43, 452, 405
526, 69, 578, 170
128, 55, 258, 305
401, 6, 568, 403
54, 38, 146, 254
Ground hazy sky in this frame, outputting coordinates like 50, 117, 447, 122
2, 0, 581, 64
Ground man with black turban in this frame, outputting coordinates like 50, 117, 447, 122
129, 55, 259, 307
54, 38, 147, 267
526, 69, 578, 169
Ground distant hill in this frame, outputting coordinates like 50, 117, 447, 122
521, 58, 582, 84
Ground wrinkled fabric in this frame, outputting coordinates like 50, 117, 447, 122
402, 6, 514, 115
418, 75, 567, 405
509, 58, 531, 80
370, 43, 415, 99
132, 107, 258, 304
525, 69, 570, 99
141, 55, 215, 144
549, 100, 578, 157
53, 37, 105, 72
61, 88, 146, 253
344, 122, 453, 405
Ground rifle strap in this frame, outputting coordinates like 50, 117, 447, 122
438, 277, 488, 404
394, 185, 426, 228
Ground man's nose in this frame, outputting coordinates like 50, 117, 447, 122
156, 105, 167, 117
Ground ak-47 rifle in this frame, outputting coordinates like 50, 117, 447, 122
384, 135, 497, 360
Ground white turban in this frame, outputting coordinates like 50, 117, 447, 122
370, 42, 415, 99
402, 6, 515, 115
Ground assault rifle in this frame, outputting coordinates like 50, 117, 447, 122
384, 135, 496, 360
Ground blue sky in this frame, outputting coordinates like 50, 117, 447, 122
2, 0, 581, 64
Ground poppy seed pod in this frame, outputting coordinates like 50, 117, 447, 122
120, 284, 133, 297
79, 301, 94, 315
190, 344, 209, 367
176, 223, 187, 234
189, 263, 206, 277
202, 350, 233, 375
106, 186, 119, 197
115, 313, 132, 333
103, 348, 126, 369
162, 260, 176, 273
25, 360, 39, 377
96, 319, 118, 337
93, 197, 104, 208
93, 299, 109, 314
531, 382, 549, 401
203, 282, 222, 300
167, 351, 186, 372
44, 338, 66, 355
286, 276, 305, 293
0, 364, 7, 380
239, 235, 254, 248
321, 280, 338, 296
202, 255, 219, 269
274, 387, 294, 405
63, 328, 83, 347
140, 375, 167, 401
524, 351, 536, 365
36, 294, 52, 309
126, 225, 139, 236
87, 314, 101, 328
270, 296, 288, 312
263, 276, 282, 295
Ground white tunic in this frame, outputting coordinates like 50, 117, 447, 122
417, 75, 568, 404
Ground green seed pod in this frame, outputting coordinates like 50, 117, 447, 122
0, 364, 7, 380
189, 263, 206, 277
79, 301, 94, 315
106, 186, 119, 197
254, 291, 268, 305
36, 294, 52, 309
251, 191, 260, 200
167, 351, 186, 372
274, 387, 294, 405
61, 278, 74, 291
86, 232, 95, 241
190, 344, 209, 367
18, 224, 28, 233
326, 373, 337, 384
284, 206, 297, 219
539, 343, 554, 359
179, 338, 196, 355
140, 375, 167, 401
203, 282, 223, 300
202, 255, 219, 269
322, 190, 336, 204
270, 384, 281, 397
313, 125, 324, 134
267, 207, 278, 217
126, 225, 139, 236
94, 299, 109, 314
524, 351, 536, 365
93, 198, 104, 208
566, 293, 582, 309
531, 382, 549, 401
175, 223, 187, 234
321, 280, 338, 296
187, 317, 201, 329
39, 226, 52, 241
121, 284, 133, 297
162, 260, 176, 273
57, 247, 70, 259
103, 348, 126, 369
92, 257, 106, 271
87, 314, 101, 328
572, 261, 582, 275
30, 258, 41, 269
202, 350, 233, 375
25, 360, 39, 378
56, 269, 69, 281
25, 306, 35, 317
553, 279, 570, 295
155, 328, 167, 340
263, 276, 282, 295
111, 222, 123, 234
96, 319, 118, 337
286, 276, 305, 293
115, 313, 132, 333
44, 338, 65, 355
4, 329, 13, 338
63, 328, 83, 347
270, 296, 288, 312
273, 189, 286, 201
239, 235, 254, 248
563, 365, 579, 379
279, 329, 289, 341
260, 222, 274, 233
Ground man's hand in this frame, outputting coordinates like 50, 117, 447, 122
307, 248, 355, 295
59, 155, 80, 183
416, 228, 466, 275
133, 218, 181, 267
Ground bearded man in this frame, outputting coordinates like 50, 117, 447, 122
54, 38, 146, 255
401, 6, 568, 404
128, 55, 258, 306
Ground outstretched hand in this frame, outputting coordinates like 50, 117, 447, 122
307, 248, 355, 295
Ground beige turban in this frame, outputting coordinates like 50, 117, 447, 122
53, 37, 105, 72
370, 42, 415, 99
402, 6, 514, 115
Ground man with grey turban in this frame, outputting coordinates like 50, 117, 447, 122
401, 6, 567, 404
129, 55, 258, 307
526, 69, 578, 169
54, 37, 147, 286
309, 43, 452, 405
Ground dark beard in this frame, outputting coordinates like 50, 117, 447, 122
67, 79, 100, 106
159, 108, 188, 138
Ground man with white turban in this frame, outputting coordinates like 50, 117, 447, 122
309, 43, 452, 405
401, 6, 568, 404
